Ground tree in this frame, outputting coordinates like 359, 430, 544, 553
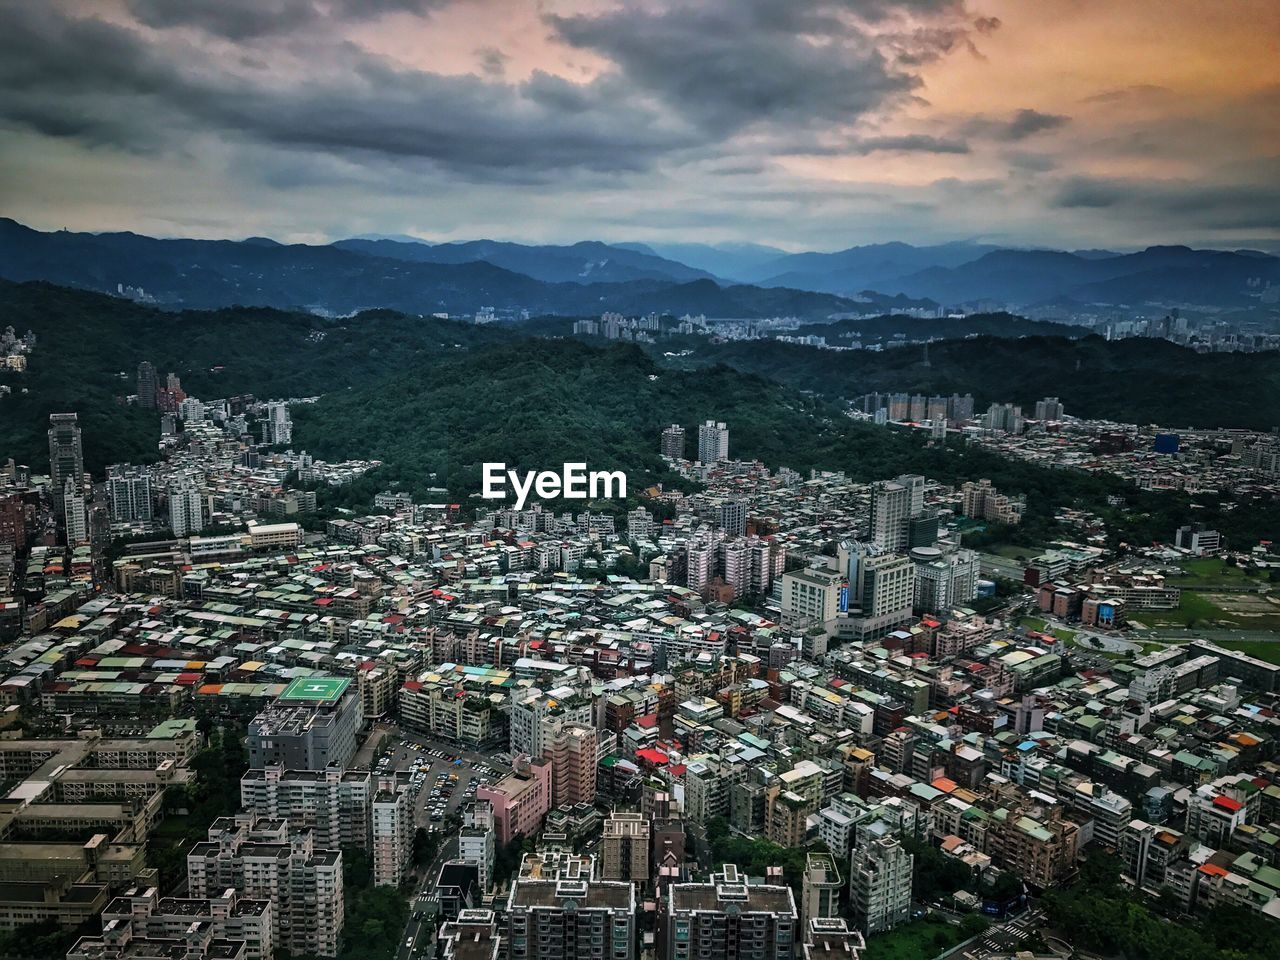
960, 914, 990, 938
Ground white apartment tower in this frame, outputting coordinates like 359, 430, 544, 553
697, 420, 729, 463
849, 836, 912, 934
168, 474, 205, 537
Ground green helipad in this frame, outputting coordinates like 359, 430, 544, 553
279, 676, 350, 702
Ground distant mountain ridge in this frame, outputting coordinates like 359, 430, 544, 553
2, 218, 1275, 314
0, 219, 855, 319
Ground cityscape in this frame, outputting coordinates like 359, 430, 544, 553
1, 4, 1279, 960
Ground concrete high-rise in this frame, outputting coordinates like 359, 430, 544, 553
136, 362, 158, 409
661, 424, 686, 459
62, 478, 88, 545
48, 413, 84, 516
107, 465, 153, 523
186, 813, 344, 958
507, 854, 635, 960
801, 852, 842, 928
545, 722, 597, 807
664, 865, 797, 960
848, 836, 912, 935
697, 420, 729, 463
372, 780, 411, 887
459, 800, 496, 893
167, 474, 205, 537
602, 812, 650, 884
869, 475, 925, 552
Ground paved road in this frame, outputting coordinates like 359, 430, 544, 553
948, 907, 1046, 960
396, 834, 459, 960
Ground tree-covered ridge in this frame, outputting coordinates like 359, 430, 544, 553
0, 280, 507, 471
294, 338, 1280, 547
663, 334, 1280, 429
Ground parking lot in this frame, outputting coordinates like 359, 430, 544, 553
376, 733, 506, 831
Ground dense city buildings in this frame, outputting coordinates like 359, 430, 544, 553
1, 310, 1278, 960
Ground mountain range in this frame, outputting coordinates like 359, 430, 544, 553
1, 218, 1276, 316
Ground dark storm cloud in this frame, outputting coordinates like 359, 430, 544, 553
545, 0, 977, 137
0, 4, 692, 177
958, 108, 1070, 143
1054, 174, 1280, 230
853, 134, 970, 154
1003, 108, 1070, 140
0, 1, 983, 182
123, 0, 449, 40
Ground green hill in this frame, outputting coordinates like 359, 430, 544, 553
663, 334, 1280, 429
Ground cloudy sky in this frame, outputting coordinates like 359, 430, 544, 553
1, 0, 1277, 251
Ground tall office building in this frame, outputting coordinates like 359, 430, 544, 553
247, 677, 363, 771
136, 361, 158, 409
602, 812, 651, 884
664, 865, 798, 960
168, 474, 205, 537
107, 465, 153, 522
869, 475, 925, 552
848, 836, 912, 935
48, 413, 84, 517
660, 424, 686, 459
62, 478, 88, 545
697, 420, 729, 463
838, 543, 915, 642
910, 547, 980, 616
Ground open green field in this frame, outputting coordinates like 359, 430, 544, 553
1133, 590, 1280, 631
864, 918, 966, 960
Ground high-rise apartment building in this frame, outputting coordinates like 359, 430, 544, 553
716, 499, 747, 536
63, 478, 88, 545
136, 361, 158, 409
602, 812, 650, 884
801, 853, 842, 928
507, 855, 635, 960
459, 800, 497, 893
372, 781, 411, 887
545, 722, 597, 807
168, 474, 205, 537
660, 424, 686, 459
48, 413, 84, 516
107, 465, 153, 522
697, 420, 729, 463
985, 402, 1024, 434
261, 402, 293, 445
848, 836, 912, 934
1034, 397, 1064, 421
664, 865, 797, 960
186, 813, 344, 958
628, 506, 655, 541
239, 765, 373, 850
